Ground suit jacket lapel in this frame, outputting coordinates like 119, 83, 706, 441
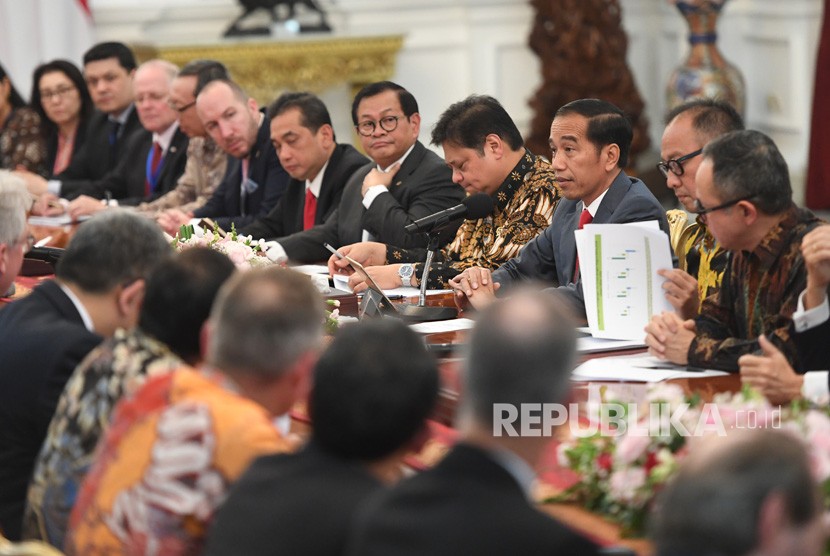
593, 170, 632, 223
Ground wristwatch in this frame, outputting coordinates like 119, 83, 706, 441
398, 264, 415, 287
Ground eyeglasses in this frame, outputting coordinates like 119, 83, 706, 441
656, 148, 703, 178
168, 100, 196, 113
355, 115, 402, 137
40, 85, 76, 102
693, 194, 755, 216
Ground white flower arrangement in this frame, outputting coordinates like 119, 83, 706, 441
171, 224, 275, 270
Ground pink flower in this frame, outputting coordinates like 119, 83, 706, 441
615, 435, 651, 466
608, 468, 646, 504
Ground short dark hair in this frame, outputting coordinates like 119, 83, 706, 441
31, 60, 94, 140
56, 211, 171, 293
139, 248, 235, 365
462, 289, 577, 426
666, 98, 744, 143
310, 319, 438, 460
209, 267, 324, 377
0, 62, 27, 109
651, 429, 820, 556
82, 42, 137, 72
431, 94, 523, 153
178, 59, 230, 97
702, 129, 792, 215
555, 98, 632, 168
267, 91, 334, 138
350, 81, 418, 125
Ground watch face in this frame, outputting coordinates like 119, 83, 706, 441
400, 264, 413, 278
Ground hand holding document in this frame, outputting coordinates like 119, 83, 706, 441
575, 221, 674, 340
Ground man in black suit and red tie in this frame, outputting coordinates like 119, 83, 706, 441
241, 92, 368, 241
346, 290, 600, 556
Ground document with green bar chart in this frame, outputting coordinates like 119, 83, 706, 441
574, 221, 674, 340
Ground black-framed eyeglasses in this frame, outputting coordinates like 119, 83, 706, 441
656, 148, 703, 178
693, 194, 755, 216
169, 100, 196, 113
355, 115, 401, 137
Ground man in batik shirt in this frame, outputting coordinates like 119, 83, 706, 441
23, 248, 234, 549
645, 130, 822, 372
64, 268, 325, 555
328, 95, 560, 290
659, 99, 743, 319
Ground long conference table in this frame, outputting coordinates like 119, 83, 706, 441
9, 221, 746, 556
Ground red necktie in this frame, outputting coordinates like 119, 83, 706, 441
573, 208, 594, 280
145, 141, 163, 196
303, 188, 317, 230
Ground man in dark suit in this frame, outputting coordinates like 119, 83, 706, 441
240, 91, 368, 241
260, 81, 464, 264
205, 318, 439, 556
61, 59, 189, 217
17, 42, 142, 199
346, 291, 599, 556
160, 79, 289, 231
451, 98, 669, 318
0, 211, 170, 541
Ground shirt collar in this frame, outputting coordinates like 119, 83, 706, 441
582, 186, 610, 217
490, 148, 536, 212
109, 104, 134, 126
377, 143, 415, 173
152, 121, 179, 154
57, 281, 95, 332
306, 158, 330, 198
748, 204, 800, 269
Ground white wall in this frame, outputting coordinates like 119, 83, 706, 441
21, 0, 822, 201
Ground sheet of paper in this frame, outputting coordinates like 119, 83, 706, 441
409, 318, 476, 334
331, 274, 450, 297
28, 214, 73, 226
575, 222, 674, 340
571, 353, 728, 382
577, 336, 646, 354
290, 264, 329, 276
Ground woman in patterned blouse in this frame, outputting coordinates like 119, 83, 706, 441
0, 62, 46, 175
30, 60, 94, 177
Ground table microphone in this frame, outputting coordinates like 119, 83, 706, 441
404, 193, 494, 234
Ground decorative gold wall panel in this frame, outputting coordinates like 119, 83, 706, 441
138, 35, 404, 105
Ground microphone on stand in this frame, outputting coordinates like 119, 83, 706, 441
404, 193, 494, 234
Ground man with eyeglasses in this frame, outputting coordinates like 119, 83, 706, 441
139, 60, 229, 230
645, 130, 822, 372
254, 81, 464, 263
58, 59, 190, 218
658, 99, 744, 319
0, 171, 32, 298
0, 211, 170, 541
16, 42, 143, 199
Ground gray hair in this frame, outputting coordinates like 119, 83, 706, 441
208, 267, 324, 377
0, 171, 30, 246
651, 429, 821, 556
56, 210, 171, 293
460, 288, 577, 427
702, 129, 792, 215
136, 58, 179, 85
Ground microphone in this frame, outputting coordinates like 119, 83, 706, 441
404, 193, 494, 234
